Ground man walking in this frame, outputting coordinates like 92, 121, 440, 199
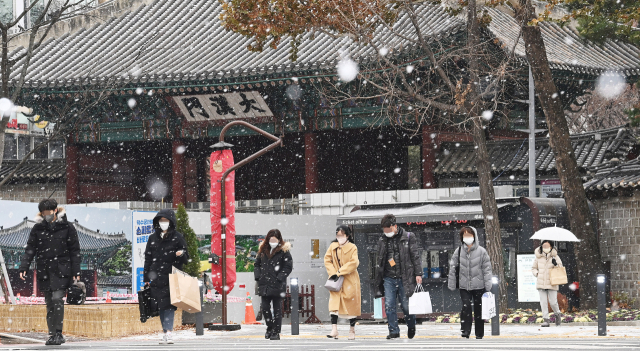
19, 199, 81, 346
374, 214, 423, 339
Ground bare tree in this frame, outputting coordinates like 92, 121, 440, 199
566, 86, 640, 133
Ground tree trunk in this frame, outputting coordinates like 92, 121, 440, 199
515, 0, 603, 309
0, 27, 9, 169
467, 0, 508, 313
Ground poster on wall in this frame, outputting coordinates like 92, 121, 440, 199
517, 254, 540, 302
132, 211, 157, 293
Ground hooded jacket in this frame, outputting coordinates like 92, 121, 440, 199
19, 207, 81, 291
448, 227, 493, 292
373, 227, 422, 299
254, 240, 293, 297
532, 247, 563, 290
143, 209, 189, 310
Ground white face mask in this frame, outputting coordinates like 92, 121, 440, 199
384, 232, 395, 238
337, 237, 348, 245
543, 247, 551, 254
269, 242, 278, 249
159, 222, 170, 231
463, 237, 475, 245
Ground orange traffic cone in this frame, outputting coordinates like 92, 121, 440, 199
242, 292, 261, 325
106, 291, 112, 303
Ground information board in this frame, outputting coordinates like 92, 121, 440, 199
517, 254, 540, 302
132, 211, 157, 293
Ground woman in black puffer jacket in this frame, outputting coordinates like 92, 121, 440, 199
143, 209, 189, 345
254, 229, 293, 341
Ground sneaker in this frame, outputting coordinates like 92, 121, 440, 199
408, 328, 416, 339
45, 335, 57, 346
159, 334, 167, 344
386, 333, 400, 340
167, 333, 174, 344
270, 333, 280, 340
56, 332, 66, 344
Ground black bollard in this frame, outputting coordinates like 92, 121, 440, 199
491, 275, 500, 336
597, 274, 606, 336
291, 278, 299, 335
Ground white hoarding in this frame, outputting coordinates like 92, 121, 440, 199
132, 211, 157, 293
517, 254, 540, 302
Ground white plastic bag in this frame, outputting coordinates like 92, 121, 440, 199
408, 285, 432, 315
482, 292, 496, 319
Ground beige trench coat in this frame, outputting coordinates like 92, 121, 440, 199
324, 241, 361, 317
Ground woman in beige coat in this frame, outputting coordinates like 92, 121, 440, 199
324, 225, 361, 340
532, 240, 563, 327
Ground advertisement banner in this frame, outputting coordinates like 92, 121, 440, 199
210, 150, 236, 295
517, 254, 540, 302
132, 211, 157, 293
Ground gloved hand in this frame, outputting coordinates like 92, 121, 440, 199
329, 275, 339, 281
552, 258, 558, 266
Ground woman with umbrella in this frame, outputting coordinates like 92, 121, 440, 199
532, 240, 564, 327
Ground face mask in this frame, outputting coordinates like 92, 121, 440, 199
269, 242, 278, 249
384, 232, 395, 238
337, 237, 348, 245
159, 222, 170, 231
543, 248, 551, 254
44, 214, 55, 223
463, 237, 475, 245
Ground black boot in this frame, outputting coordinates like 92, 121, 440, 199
386, 333, 400, 340
56, 332, 66, 344
408, 328, 416, 339
45, 334, 57, 345
265, 329, 273, 340
270, 333, 280, 340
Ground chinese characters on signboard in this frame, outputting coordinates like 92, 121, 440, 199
173, 91, 273, 121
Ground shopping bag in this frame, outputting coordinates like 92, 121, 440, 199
408, 285, 432, 315
550, 266, 568, 286
138, 286, 159, 323
169, 266, 202, 313
482, 292, 496, 319
373, 298, 383, 319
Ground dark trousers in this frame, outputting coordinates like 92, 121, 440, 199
44, 290, 66, 335
260, 296, 283, 333
459, 289, 484, 338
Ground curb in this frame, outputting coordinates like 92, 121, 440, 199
0, 332, 45, 344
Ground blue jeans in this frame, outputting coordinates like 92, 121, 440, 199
383, 277, 416, 334
159, 309, 175, 332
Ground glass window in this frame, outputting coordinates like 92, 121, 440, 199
3, 133, 17, 160
49, 140, 64, 159
33, 137, 48, 159
17, 135, 32, 159
0, 0, 13, 24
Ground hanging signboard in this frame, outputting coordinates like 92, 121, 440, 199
131, 211, 157, 293
516, 254, 540, 302
173, 91, 273, 121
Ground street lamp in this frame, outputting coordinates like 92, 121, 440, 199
491, 275, 499, 336
290, 278, 300, 335
208, 121, 283, 332
597, 274, 606, 336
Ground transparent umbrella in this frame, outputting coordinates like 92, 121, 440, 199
530, 227, 581, 242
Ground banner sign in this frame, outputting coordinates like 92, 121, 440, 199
174, 91, 273, 121
132, 211, 157, 293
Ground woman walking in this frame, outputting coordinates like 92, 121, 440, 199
254, 229, 293, 341
143, 209, 189, 344
324, 225, 361, 340
532, 240, 564, 327
448, 226, 493, 339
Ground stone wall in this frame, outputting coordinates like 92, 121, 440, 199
0, 183, 66, 205
594, 191, 640, 308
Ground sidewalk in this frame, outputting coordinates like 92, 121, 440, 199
122, 323, 640, 342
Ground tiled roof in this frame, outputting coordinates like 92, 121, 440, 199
11, 1, 640, 89
0, 219, 127, 255
97, 275, 132, 286
0, 160, 66, 182
435, 126, 638, 177
584, 156, 640, 191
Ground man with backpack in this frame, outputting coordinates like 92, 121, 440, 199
19, 199, 81, 346
373, 214, 423, 340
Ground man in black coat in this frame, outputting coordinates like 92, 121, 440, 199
143, 209, 188, 345
19, 199, 81, 346
373, 214, 422, 340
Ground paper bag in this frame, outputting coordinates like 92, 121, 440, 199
408, 285, 432, 315
550, 266, 568, 286
482, 292, 496, 319
169, 266, 202, 313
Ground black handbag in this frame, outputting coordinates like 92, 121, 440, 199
138, 287, 159, 323
67, 280, 86, 305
